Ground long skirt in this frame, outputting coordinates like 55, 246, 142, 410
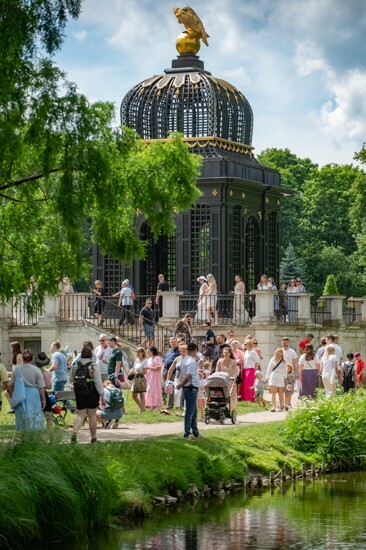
241, 368, 255, 402
299, 370, 319, 398
15, 386, 45, 431
145, 370, 163, 408
232, 294, 250, 325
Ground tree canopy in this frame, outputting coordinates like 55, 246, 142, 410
0, 1, 202, 301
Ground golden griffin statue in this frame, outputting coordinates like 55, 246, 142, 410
173, 5, 209, 55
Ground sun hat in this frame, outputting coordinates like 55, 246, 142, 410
34, 352, 51, 367
197, 275, 207, 283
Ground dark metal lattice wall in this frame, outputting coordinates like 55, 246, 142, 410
268, 212, 276, 281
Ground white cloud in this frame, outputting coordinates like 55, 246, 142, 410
73, 30, 87, 41
295, 40, 329, 77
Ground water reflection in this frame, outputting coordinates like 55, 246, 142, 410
37, 472, 366, 549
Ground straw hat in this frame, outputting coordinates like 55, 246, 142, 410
197, 275, 207, 283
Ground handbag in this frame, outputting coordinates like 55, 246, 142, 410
11, 368, 26, 408
133, 375, 147, 393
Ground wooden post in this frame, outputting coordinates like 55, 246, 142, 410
330, 458, 334, 472
302, 463, 307, 478
311, 464, 316, 477
257, 475, 263, 488
291, 466, 296, 480
321, 461, 326, 475
230, 479, 236, 491
281, 467, 287, 482
270, 471, 275, 485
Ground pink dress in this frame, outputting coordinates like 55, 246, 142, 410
241, 349, 259, 402
145, 356, 163, 408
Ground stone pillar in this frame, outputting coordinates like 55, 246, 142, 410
251, 291, 276, 326
38, 295, 60, 351
160, 291, 183, 324
346, 297, 365, 326
296, 293, 313, 325
320, 296, 346, 327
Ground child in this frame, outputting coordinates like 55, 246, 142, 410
197, 369, 207, 421
250, 370, 267, 407
284, 364, 296, 410
96, 380, 125, 429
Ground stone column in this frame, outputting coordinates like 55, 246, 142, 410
320, 296, 346, 327
38, 295, 60, 351
296, 293, 313, 325
251, 291, 277, 326
160, 291, 183, 324
346, 297, 365, 326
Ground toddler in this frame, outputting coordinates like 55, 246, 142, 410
197, 369, 207, 420
250, 370, 267, 407
284, 364, 296, 410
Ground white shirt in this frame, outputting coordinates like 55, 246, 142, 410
95, 344, 112, 376
326, 343, 342, 364
244, 349, 260, 369
282, 347, 298, 367
299, 355, 318, 370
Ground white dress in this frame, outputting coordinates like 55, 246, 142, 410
266, 358, 286, 388
196, 282, 209, 321
233, 283, 249, 324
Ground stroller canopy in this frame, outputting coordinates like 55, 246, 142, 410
206, 371, 230, 389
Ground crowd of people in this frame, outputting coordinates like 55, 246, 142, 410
0, 327, 364, 441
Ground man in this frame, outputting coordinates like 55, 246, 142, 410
175, 313, 192, 343
93, 279, 106, 326
226, 330, 235, 346
281, 337, 299, 378
299, 333, 314, 355
95, 333, 112, 382
202, 321, 215, 354
49, 341, 68, 391
107, 336, 123, 386
326, 333, 343, 365
155, 273, 169, 319
163, 337, 180, 382
139, 297, 155, 347
216, 334, 231, 356
177, 341, 201, 440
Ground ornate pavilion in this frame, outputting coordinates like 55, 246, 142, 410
93, 8, 290, 295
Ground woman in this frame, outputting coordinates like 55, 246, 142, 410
257, 274, 272, 290
216, 347, 238, 412
298, 344, 320, 398
196, 276, 209, 322
206, 273, 219, 325
167, 344, 187, 415
286, 279, 297, 323
7, 342, 23, 412
130, 347, 148, 412
241, 339, 260, 402
10, 349, 46, 431
265, 348, 286, 412
70, 345, 105, 443
145, 345, 163, 411
233, 274, 249, 325
34, 352, 53, 427
295, 278, 306, 293
321, 345, 338, 398
231, 340, 244, 397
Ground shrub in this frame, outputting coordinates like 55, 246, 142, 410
283, 391, 366, 460
322, 274, 339, 296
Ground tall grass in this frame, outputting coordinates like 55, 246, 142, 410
0, 423, 316, 547
283, 390, 366, 460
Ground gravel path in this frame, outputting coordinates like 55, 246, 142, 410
73, 405, 292, 443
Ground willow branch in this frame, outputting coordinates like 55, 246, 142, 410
0, 168, 59, 192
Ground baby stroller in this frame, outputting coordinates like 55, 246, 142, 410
204, 371, 237, 425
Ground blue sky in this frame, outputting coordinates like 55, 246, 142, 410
55, 0, 366, 167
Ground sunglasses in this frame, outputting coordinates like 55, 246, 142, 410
296, 280, 301, 283
99, 339, 106, 342
253, 341, 258, 344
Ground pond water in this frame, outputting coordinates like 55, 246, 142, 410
46, 472, 366, 549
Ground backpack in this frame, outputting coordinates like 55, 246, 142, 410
342, 361, 355, 390
73, 361, 95, 395
108, 386, 123, 409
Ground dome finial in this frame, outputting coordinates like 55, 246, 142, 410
173, 5, 209, 55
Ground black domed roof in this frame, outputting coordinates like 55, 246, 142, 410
120, 54, 253, 146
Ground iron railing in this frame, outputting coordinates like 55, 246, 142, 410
343, 300, 363, 326
310, 299, 332, 327
10, 295, 42, 327
178, 293, 255, 326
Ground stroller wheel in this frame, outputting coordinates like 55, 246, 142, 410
204, 411, 211, 425
231, 410, 237, 424
219, 409, 225, 425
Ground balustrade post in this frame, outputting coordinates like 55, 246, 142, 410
319, 295, 346, 327
295, 293, 313, 325
160, 291, 183, 324
251, 291, 276, 326
347, 297, 365, 326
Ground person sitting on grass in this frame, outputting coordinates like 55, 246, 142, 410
96, 380, 125, 429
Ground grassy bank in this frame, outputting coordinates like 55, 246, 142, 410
0, 422, 314, 548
